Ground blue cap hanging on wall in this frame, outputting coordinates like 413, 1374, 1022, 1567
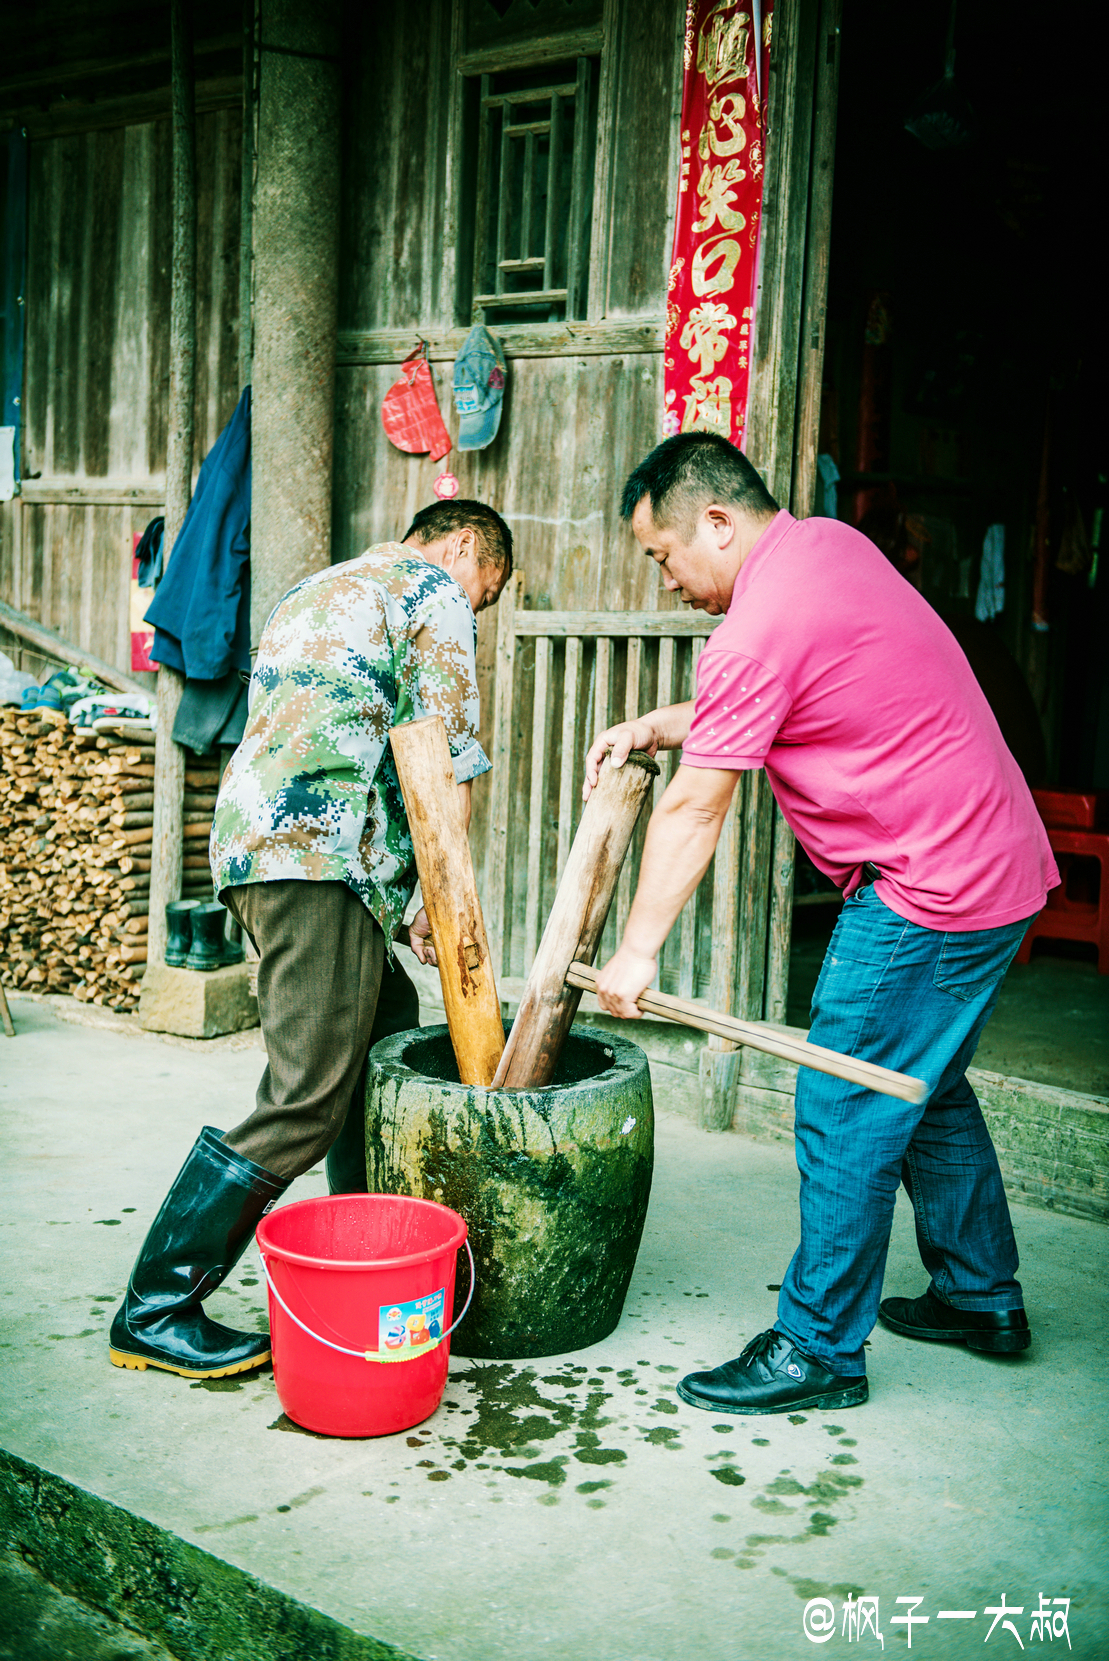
452, 325, 507, 451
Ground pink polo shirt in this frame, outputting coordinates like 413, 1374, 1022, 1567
681, 511, 1057, 930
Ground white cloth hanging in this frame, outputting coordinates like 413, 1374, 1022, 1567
974, 523, 1005, 621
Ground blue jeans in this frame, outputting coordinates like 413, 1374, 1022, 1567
776, 886, 1035, 1375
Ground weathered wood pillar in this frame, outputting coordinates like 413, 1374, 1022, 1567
250, 0, 342, 642
148, 0, 197, 965
743, 0, 842, 1026
238, 0, 255, 391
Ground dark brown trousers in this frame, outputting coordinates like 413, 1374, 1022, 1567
220, 880, 417, 1184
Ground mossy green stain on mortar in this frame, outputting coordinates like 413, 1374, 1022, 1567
365, 1026, 654, 1359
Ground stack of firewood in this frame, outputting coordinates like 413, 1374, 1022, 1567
0, 707, 218, 1010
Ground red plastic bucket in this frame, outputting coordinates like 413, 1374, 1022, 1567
256, 1194, 470, 1438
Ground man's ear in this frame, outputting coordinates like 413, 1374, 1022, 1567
445, 527, 475, 568
705, 506, 737, 550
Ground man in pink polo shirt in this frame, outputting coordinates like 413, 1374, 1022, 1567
587, 431, 1056, 1417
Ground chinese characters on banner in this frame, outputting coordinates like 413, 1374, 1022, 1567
663, 0, 773, 447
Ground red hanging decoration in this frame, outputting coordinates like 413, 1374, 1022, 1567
664, 0, 773, 449
381, 343, 451, 462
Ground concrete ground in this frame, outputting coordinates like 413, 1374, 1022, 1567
1, 992, 1106, 1661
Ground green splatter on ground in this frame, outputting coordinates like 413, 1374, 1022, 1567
504, 1457, 569, 1487
444, 1363, 577, 1459
790, 1578, 865, 1603
439, 1364, 628, 1473
710, 1466, 746, 1487
643, 1426, 681, 1447
268, 1414, 330, 1439
575, 1437, 627, 1464
764, 1477, 806, 1496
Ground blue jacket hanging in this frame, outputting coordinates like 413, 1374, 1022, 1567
145, 386, 251, 680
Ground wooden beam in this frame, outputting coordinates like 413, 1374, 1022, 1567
745, 0, 821, 506
390, 717, 505, 1088
148, 0, 197, 968
9, 78, 241, 140
0, 599, 148, 697
18, 479, 167, 507
335, 320, 663, 366
456, 29, 604, 76
790, 0, 842, 521
491, 750, 659, 1090
513, 610, 720, 638
484, 570, 521, 979
0, 36, 241, 97
238, 0, 255, 390
565, 964, 927, 1105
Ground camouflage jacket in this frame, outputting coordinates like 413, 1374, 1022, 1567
209, 543, 490, 941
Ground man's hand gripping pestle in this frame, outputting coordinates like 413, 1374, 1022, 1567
492, 750, 661, 1089
494, 748, 925, 1104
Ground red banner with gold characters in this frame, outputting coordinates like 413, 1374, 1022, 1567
663, 1, 773, 448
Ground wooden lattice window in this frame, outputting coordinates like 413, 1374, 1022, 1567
467, 57, 598, 325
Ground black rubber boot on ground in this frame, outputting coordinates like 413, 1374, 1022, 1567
185, 902, 228, 971
677, 1329, 869, 1416
165, 900, 199, 968
109, 1126, 288, 1379
878, 1288, 1030, 1353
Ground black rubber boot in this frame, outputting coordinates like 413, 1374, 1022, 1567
109, 1126, 288, 1379
185, 902, 228, 971
326, 949, 420, 1194
165, 900, 199, 968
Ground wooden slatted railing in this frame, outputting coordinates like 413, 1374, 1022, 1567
483, 575, 796, 1029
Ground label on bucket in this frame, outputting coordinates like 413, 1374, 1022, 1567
379, 1288, 446, 1356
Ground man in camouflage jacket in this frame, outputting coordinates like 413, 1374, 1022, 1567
109, 500, 513, 1382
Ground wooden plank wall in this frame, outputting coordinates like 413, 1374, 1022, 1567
334, 0, 685, 894
0, 107, 243, 684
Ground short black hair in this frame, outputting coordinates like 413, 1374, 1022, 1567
621, 433, 778, 539
402, 499, 513, 575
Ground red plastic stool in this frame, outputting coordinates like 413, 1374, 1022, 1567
1016, 791, 1109, 974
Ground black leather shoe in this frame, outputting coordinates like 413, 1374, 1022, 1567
110, 1127, 288, 1379
878, 1288, 1030, 1353
676, 1329, 868, 1417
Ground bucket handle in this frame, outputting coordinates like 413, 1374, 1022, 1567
257, 1238, 475, 1365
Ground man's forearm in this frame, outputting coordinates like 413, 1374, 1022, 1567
648, 700, 695, 751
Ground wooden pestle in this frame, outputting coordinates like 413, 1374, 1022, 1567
389, 715, 505, 1087
492, 750, 660, 1089
566, 962, 926, 1104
